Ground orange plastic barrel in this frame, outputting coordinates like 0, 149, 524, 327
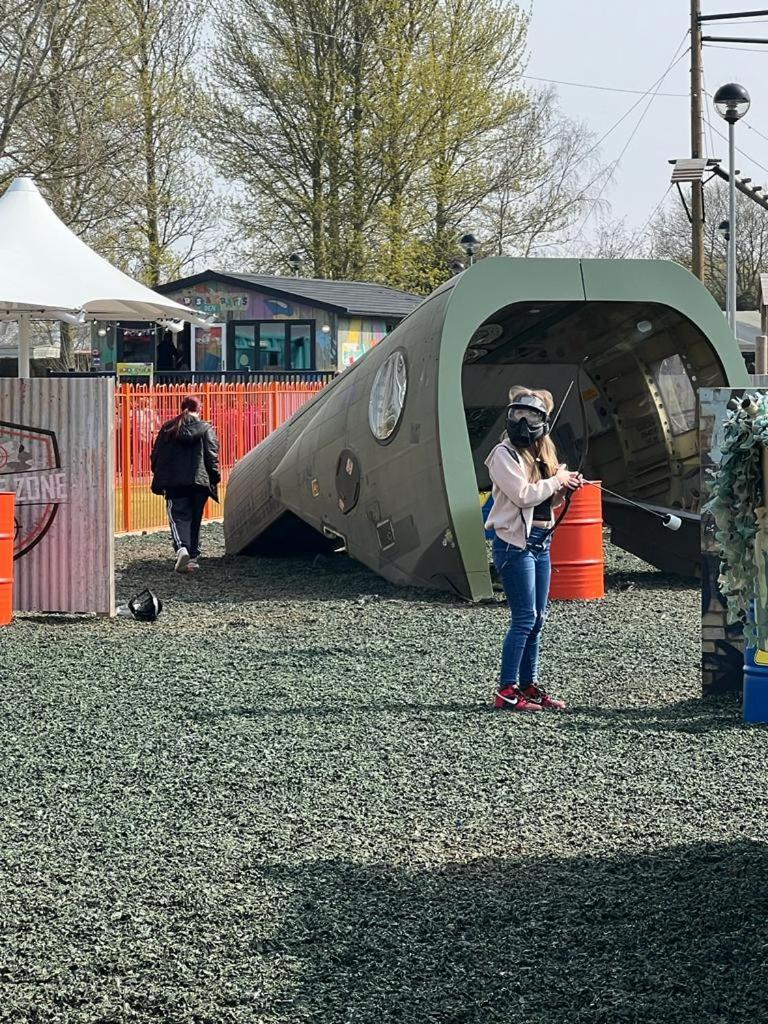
549, 482, 604, 600
0, 491, 14, 625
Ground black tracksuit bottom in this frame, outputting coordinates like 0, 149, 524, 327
165, 486, 209, 559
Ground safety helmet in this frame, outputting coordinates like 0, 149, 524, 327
506, 393, 550, 448
127, 589, 163, 622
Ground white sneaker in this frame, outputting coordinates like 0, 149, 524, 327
174, 547, 190, 573
187, 559, 199, 572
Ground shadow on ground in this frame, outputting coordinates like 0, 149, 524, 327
255, 841, 768, 1023
604, 568, 697, 593
562, 696, 743, 735
119, 551, 691, 609
117, 553, 464, 607
188, 695, 742, 734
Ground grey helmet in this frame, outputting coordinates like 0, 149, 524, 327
506, 393, 550, 448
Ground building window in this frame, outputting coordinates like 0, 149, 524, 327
233, 324, 257, 369
227, 320, 316, 371
260, 322, 286, 369
118, 325, 157, 363
193, 324, 225, 371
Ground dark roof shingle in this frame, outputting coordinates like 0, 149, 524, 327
158, 270, 422, 319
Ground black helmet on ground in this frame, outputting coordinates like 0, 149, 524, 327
127, 589, 163, 621
506, 393, 550, 448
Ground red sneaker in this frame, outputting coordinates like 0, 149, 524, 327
494, 685, 543, 712
521, 684, 567, 711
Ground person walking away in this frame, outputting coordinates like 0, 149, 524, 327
150, 396, 220, 573
485, 386, 582, 712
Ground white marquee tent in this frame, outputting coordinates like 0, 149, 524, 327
0, 176, 209, 375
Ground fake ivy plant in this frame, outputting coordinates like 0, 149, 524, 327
704, 393, 768, 650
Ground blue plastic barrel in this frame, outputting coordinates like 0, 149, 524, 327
481, 494, 495, 540
743, 643, 768, 723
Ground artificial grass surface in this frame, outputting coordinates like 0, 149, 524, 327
0, 526, 766, 1022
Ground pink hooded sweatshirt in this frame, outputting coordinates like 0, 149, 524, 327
484, 439, 565, 549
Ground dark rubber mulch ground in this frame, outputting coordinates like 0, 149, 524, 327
0, 525, 766, 1023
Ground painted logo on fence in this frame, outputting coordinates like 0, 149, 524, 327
0, 421, 65, 559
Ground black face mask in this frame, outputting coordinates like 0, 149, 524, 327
506, 396, 550, 449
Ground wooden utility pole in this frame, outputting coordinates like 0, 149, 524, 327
691, 0, 705, 280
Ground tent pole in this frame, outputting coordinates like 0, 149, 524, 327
17, 312, 30, 378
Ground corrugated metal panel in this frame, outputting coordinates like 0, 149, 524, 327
0, 377, 115, 615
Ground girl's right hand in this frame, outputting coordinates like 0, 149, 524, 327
556, 466, 582, 490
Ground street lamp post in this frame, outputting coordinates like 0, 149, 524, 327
718, 220, 731, 328
714, 83, 751, 334
459, 233, 480, 266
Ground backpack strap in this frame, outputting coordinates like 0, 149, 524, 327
489, 441, 519, 464
488, 443, 528, 541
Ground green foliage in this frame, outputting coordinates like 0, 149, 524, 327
2, 0, 218, 291
703, 393, 768, 647
209, 0, 591, 289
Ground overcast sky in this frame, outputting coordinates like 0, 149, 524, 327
526, 0, 768, 250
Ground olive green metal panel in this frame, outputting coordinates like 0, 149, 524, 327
267, 287, 475, 595
227, 255, 747, 600
580, 259, 749, 386
437, 258, 587, 600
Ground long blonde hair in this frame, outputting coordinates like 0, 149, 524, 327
505, 385, 560, 482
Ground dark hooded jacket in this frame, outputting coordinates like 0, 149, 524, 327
150, 414, 221, 501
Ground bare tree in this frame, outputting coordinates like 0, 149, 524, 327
0, 0, 93, 175
102, 0, 219, 285
478, 91, 598, 258
649, 180, 768, 309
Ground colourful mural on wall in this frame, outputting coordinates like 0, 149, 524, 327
337, 317, 389, 368
173, 282, 319, 324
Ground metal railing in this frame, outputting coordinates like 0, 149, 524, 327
115, 380, 325, 533
51, 368, 337, 385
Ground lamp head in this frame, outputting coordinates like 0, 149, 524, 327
459, 232, 480, 257
714, 83, 751, 124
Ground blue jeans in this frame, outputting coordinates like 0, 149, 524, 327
492, 527, 552, 686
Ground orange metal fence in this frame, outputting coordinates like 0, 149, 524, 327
115, 382, 325, 533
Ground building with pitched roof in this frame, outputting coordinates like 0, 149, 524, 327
86, 270, 423, 375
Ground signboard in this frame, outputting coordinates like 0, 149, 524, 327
117, 361, 153, 383
0, 378, 115, 615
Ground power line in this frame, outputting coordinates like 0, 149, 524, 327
703, 18, 768, 25
707, 118, 768, 177
572, 36, 690, 241
703, 42, 768, 52
701, 70, 719, 159
622, 185, 674, 257
569, 43, 690, 177
520, 74, 688, 97
743, 120, 768, 146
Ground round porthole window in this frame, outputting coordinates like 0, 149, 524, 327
368, 350, 407, 442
